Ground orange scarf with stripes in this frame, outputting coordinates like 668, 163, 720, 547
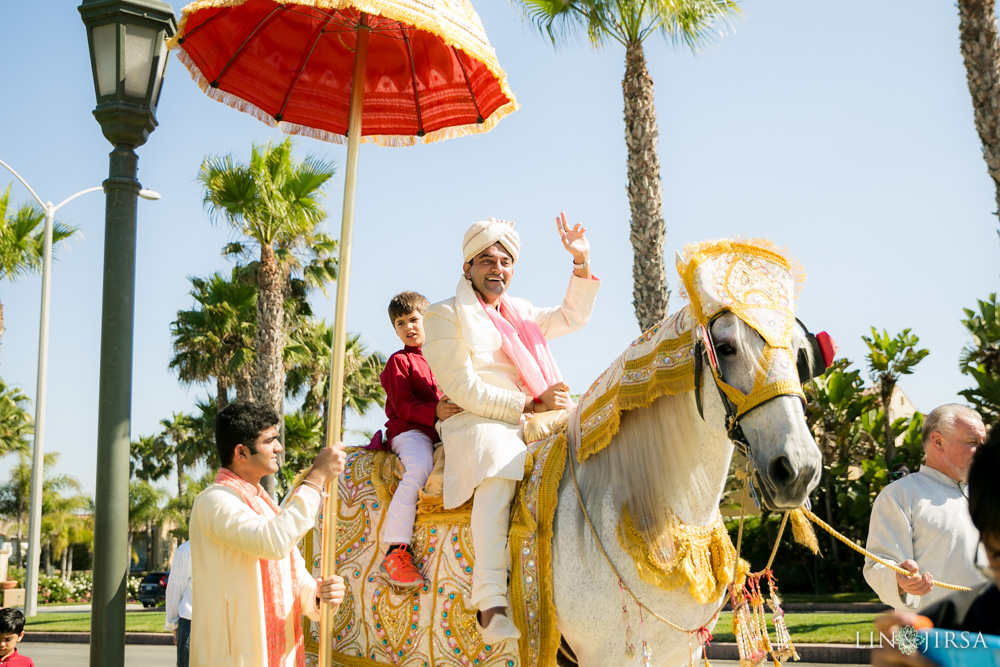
215, 468, 305, 667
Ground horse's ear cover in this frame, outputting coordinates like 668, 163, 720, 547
797, 330, 838, 383
816, 331, 837, 367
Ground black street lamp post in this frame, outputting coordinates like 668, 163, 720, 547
78, 1, 175, 665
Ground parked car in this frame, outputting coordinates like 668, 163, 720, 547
137, 571, 169, 608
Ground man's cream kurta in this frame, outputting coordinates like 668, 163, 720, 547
423, 273, 599, 509
863, 466, 989, 611
189, 484, 322, 666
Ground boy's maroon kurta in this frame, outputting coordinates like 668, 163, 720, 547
0, 649, 34, 666
381, 346, 441, 444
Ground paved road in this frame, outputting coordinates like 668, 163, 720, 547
17, 644, 863, 666
19, 642, 175, 666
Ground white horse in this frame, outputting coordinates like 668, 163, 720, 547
551, 310, 823, 667
319, 240, 826, 667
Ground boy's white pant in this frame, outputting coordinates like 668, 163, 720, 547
469, 476, 517, 612
382, 430, 435, 545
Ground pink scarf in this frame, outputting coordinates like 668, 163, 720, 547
214, 468, 304, 667
479, 294, 563, 398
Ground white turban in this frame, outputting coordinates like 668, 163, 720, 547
462, 217, 520, 263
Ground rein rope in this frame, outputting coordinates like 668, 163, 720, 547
799, 507, 972, 592
694, 331, 970, 591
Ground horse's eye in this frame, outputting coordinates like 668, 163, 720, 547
716, 342, 737, 356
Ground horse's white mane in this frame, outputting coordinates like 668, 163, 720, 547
576, 384, 730, 544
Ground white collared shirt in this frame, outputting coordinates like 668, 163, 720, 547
165, 540, 192, 628
863, 466, 990, 611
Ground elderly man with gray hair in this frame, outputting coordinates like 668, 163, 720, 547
863, 403, 990, 611
423, 212, 599, 644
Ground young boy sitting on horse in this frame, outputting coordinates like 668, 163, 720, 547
377, 291, 463, 588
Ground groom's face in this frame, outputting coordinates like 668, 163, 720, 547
464, 243, 513, 306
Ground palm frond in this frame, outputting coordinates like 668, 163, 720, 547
517, 0, 624, 47
0, 187, 79, 282
514, 0, 739, 47
649, 0, 741, 50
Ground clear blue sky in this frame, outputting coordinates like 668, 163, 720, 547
1, 1, 998, 496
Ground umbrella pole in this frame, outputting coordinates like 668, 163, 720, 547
320, 18, 370, 667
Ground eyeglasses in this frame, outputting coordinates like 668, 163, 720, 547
888, 470, 909, 481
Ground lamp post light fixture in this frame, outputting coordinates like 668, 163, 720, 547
0, 157, 102, 620
0, 161, 159, 619
78, 1, 174, 665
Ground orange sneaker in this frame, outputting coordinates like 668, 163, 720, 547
380, 548, 424, 589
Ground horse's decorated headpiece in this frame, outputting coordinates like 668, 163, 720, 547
577, 239, 834, 462
677, 239, 804, 420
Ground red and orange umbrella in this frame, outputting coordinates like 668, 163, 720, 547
172, 0, 516, 144
170, 2, 516, 664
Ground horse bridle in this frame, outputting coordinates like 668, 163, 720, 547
560, 314, 835, 650
693, 313, 836, 457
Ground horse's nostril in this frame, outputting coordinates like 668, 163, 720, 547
769, 455, 795, 485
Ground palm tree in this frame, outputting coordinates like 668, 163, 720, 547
162, 469, 215, 543
285, 323, 385, 432
41, 485, 89, 580
342, 335, 386, 426
130, 434, 174, 484
285, 318, 335, 416
862, 328, 929, 466
170, 270, 257, 409
188, 398, 220, 467
170, 401, 218, 485
959, 293, 1000, 421
198, 139, 336, 434
0, 452, 41, 565
0, 379, 33, 458
159, 413, 198, 499
224, 229, 339, 299
958, 0, 1000, 230
127, 480, 165, 567
61, 517, 93, 580
516, 0, 739, 330
278, 410, 325, 497
0, 451, 86, 575
0, 184, 78, 356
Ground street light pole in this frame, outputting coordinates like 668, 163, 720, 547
79, 2, 175, 664
0, 157, 102, 618
90, 143, 140, 665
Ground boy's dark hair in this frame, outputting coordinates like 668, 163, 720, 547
968, 421, 1000, 539
215, 401, 280, 467
388, 291, 429, 322
0, 607, 25, 635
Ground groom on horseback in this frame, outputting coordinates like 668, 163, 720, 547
423, 213, 599, 644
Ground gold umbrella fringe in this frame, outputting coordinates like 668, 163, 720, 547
169, 0, 519, 146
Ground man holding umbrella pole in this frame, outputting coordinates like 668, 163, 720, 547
423, 213, 599, 643
189, 402, 347, 667
169, 0, 523, 657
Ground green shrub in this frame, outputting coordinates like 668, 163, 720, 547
36, 573, 93, 604
126, 575, 142, 602
5, 565, 24, 587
